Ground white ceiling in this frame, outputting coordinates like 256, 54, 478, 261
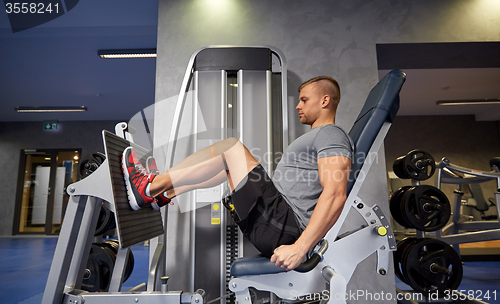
1, 1, 499, 123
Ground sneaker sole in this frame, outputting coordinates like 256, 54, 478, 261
121, 147, 142, 211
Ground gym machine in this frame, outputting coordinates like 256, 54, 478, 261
435, 157, 500, 247
41, 45, 407, 304
158, 46, 288, 302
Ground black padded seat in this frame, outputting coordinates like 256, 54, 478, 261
230, 70, 406, 277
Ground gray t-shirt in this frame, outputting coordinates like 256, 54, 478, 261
272, 124, 354, 230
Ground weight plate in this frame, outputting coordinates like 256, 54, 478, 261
390, 186, 413, 228
393, 150, 436, 181
402, 238, 463, 295
94, 204, 112, 236
392, 156, 407, 179
102, 240, 135, 282
394, 237, 417, 284
402, 185, 451, 232
79, 152, 106, 179
81, 243, 116, 292
92, 152, 106, 165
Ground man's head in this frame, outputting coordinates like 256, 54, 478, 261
296, 76, 341, 127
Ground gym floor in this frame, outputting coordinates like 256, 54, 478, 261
1, 237, 499, 304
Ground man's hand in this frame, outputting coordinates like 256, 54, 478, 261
270, 244, 307, 271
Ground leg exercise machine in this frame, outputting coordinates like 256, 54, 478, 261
158, 46, 288, 301
42, 45, 407, 303
227, 69, 406, 304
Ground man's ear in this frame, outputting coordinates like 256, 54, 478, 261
321, 95, 331, 108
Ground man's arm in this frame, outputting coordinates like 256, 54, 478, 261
270, 155, 351, 271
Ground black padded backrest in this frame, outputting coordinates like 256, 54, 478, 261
347, 70, 406, 194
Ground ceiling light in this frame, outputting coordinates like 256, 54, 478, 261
15, 106, 87, 113
436, 99, 500, 106
98, 49, 157, 59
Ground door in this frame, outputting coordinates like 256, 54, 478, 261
13, 149, 81, 235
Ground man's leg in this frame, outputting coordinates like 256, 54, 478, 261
122, 137, 260, 210
150, 137, 260, 198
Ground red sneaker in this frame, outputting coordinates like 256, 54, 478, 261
146, 156, 172, 209
121, 147, 155, 210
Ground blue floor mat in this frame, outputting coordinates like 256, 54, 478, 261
1, 238, 499, 304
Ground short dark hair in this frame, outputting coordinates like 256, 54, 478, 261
298, 76, 341, 106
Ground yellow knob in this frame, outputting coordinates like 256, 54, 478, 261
376, 226, 387, 236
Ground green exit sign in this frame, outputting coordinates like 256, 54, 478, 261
43, 121, 58, 130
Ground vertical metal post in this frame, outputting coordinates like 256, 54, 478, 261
109, 247, 131, 292
65, 196, 101, 292
220, 70, 228, 304
236, 69, 245, 258
42, 195, 88, 304
265, 70, 272, 174
190, 70, 199, 292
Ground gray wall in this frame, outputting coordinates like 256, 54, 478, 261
152, 0, 500, 302
385, 115, 500, 218
0, 121, 120, 236
386, 115, 500, 173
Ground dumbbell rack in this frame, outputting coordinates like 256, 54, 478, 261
42, 126, 205, 304
390, 150, 486, 304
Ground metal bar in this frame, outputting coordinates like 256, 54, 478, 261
63, 291, 186, 304
495, 192, 500, 217
237, 69, 243, 144
220, 69, 227, 304
440, 229, 500, 244
451, 221, 500, 231
108, 247, 131, 292
237, 69, 244, 258
148, 242, 165, 291
165, 47, 201, 170
268, 47, 288, 149
42, 195, 88, 304
190, 70, 199, 292
437, 158, 500, 180
66, 196, 101, 292
266, 70, 272, 174
452, 185, 463, 230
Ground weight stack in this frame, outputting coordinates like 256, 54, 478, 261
225, 222, 239, 304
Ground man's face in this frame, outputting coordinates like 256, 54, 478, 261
296, 83, 322, 126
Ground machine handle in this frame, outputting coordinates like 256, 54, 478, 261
294, 254, 321, 273
294, 239, 328, 273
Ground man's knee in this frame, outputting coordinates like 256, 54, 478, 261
223, 137, 240, 147
218, 137, 243, 153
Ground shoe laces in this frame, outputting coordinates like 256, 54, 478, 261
131, 163, 152, 186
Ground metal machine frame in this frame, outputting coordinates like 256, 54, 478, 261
229, 121, 397, 304
41, 43, 406, 303
228, 70, 406, 304
434, 158, 500, 248
159, 46, 289, 300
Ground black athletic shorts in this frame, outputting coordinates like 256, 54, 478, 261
231, 165, 302, 257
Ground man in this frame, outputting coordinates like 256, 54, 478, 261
122, 76, 354, 271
